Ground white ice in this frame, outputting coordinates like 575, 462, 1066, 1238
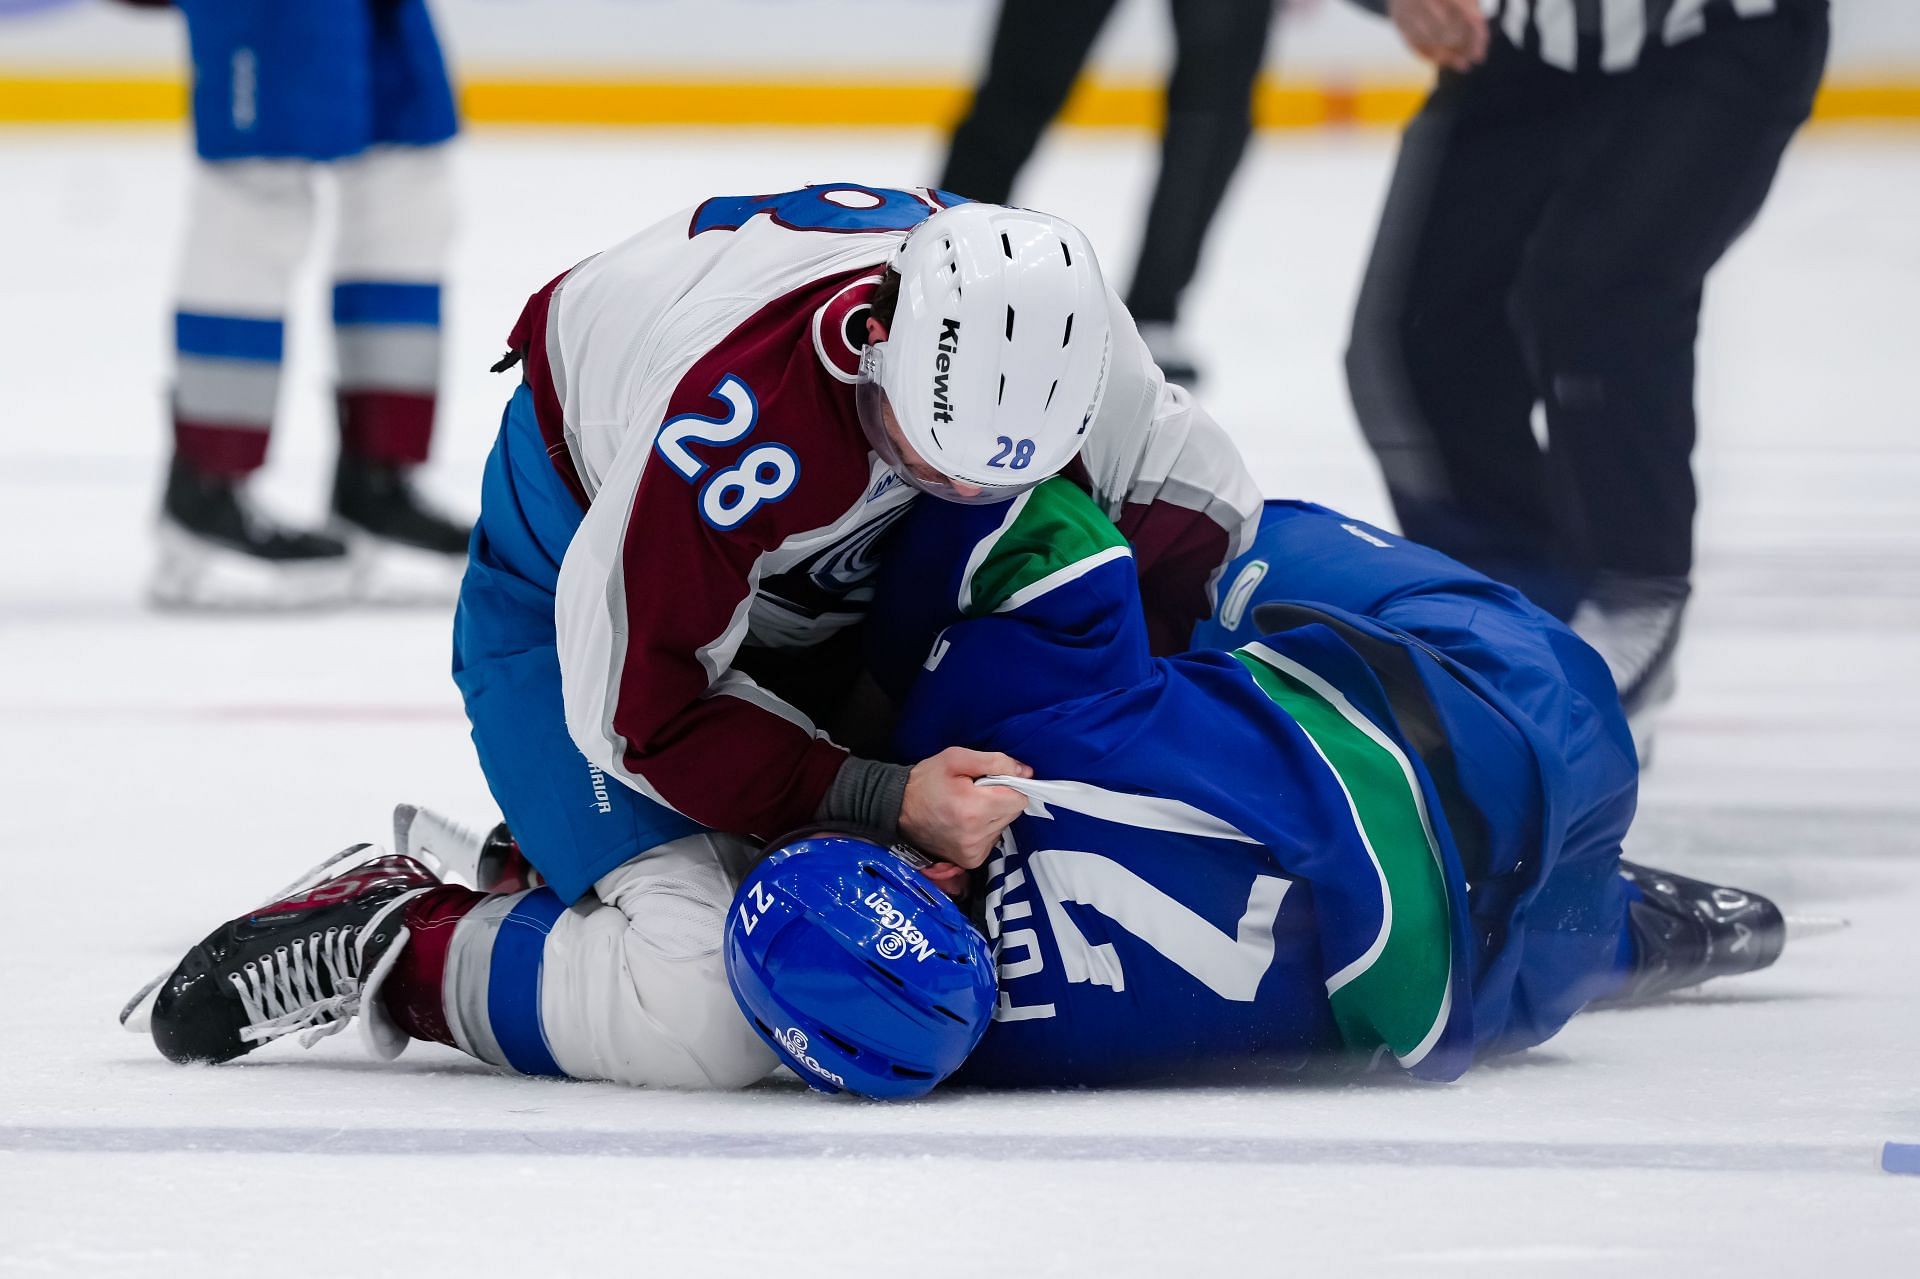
1, 124, 1917, 1277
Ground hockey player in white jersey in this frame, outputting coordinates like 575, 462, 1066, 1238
130, 184, 1263, 1088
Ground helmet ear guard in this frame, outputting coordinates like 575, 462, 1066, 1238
724, 829, 997, 1099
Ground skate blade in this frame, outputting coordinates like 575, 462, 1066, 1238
391, 803, 479, 886
149, 521, 355, 612
118, 842, 383, 1034
119, 971, 166, 1033
1785, 914, 1851, 941
336, 525, 466, 608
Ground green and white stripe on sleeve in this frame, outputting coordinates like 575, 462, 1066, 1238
957, 478, 1132, 617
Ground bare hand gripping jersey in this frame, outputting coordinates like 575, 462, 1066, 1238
501, 185, 1260, 840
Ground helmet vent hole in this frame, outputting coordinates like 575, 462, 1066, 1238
997, 374, 1005, 405
1004, 306, 1016, 341
1000, 232, 1013, 259
1059, 240, 1072, 267
818, 1027, 860, 1056
1045, 380, 1058, 411
931, 1004, 969, 1025
865, 960, 907, 989
1062, 313, 1074, 346
890, 1064, 935, 1081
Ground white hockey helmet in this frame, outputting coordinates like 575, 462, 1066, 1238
857, 203, 1112, 504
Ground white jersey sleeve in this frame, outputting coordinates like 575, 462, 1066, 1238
1077, 289, 1263, 652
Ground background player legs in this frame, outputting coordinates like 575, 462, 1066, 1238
940, 0, 1120, 205
1345, 45, 1592, 617
154, 0, 372, 607
154, 0, 463, 608
329, 143, 472, 588
331, 145, 451, 474
171, 160, 312, 481
942, 0, 1273, 385
1511, 6, 1829, 721
328, 0, 468, 589
154, 158, 356, 607
1124, 0, 1276, 382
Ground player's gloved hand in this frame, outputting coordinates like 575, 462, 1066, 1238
899, 747, 1033, 871
1388, 0, 1489, 72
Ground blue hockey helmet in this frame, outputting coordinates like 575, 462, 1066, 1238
724, 828, 997, 1100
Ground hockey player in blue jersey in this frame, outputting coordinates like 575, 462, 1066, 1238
724, 480, 1788, 1094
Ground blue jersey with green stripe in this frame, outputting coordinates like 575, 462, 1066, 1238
868, 483, 1637, 1085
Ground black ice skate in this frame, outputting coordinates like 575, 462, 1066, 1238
139, 847, 439, 1065
1603, 860, 1786, 1005
1569, 573, 1690, 767
331, 456, 472, 604
151, 454, 355, 610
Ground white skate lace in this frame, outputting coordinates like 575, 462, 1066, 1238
229, 926, 365, 1049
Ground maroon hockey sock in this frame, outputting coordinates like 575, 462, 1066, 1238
381, 884, 486, 1048
339, 390, 435, 466
173, 419, 270, 478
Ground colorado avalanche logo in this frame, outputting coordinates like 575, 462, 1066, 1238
812, 275, 882, 385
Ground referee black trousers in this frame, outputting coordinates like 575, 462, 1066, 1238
943, 0, 1275, 325
1347, 7, 1828, 617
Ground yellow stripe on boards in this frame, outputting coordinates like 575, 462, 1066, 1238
1811, 82, 1920, 123
0, 76, 184, 123
460, 79, 971, 128
0, 74, 1916, 127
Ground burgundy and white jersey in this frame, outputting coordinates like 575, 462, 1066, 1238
504, 184, 1260, 841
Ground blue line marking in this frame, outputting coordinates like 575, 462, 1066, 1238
1882, 1141, 1920, 1175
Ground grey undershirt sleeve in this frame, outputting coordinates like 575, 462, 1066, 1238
815, 755, 911, 841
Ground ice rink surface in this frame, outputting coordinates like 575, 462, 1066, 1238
2, 124, 1917, 1276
